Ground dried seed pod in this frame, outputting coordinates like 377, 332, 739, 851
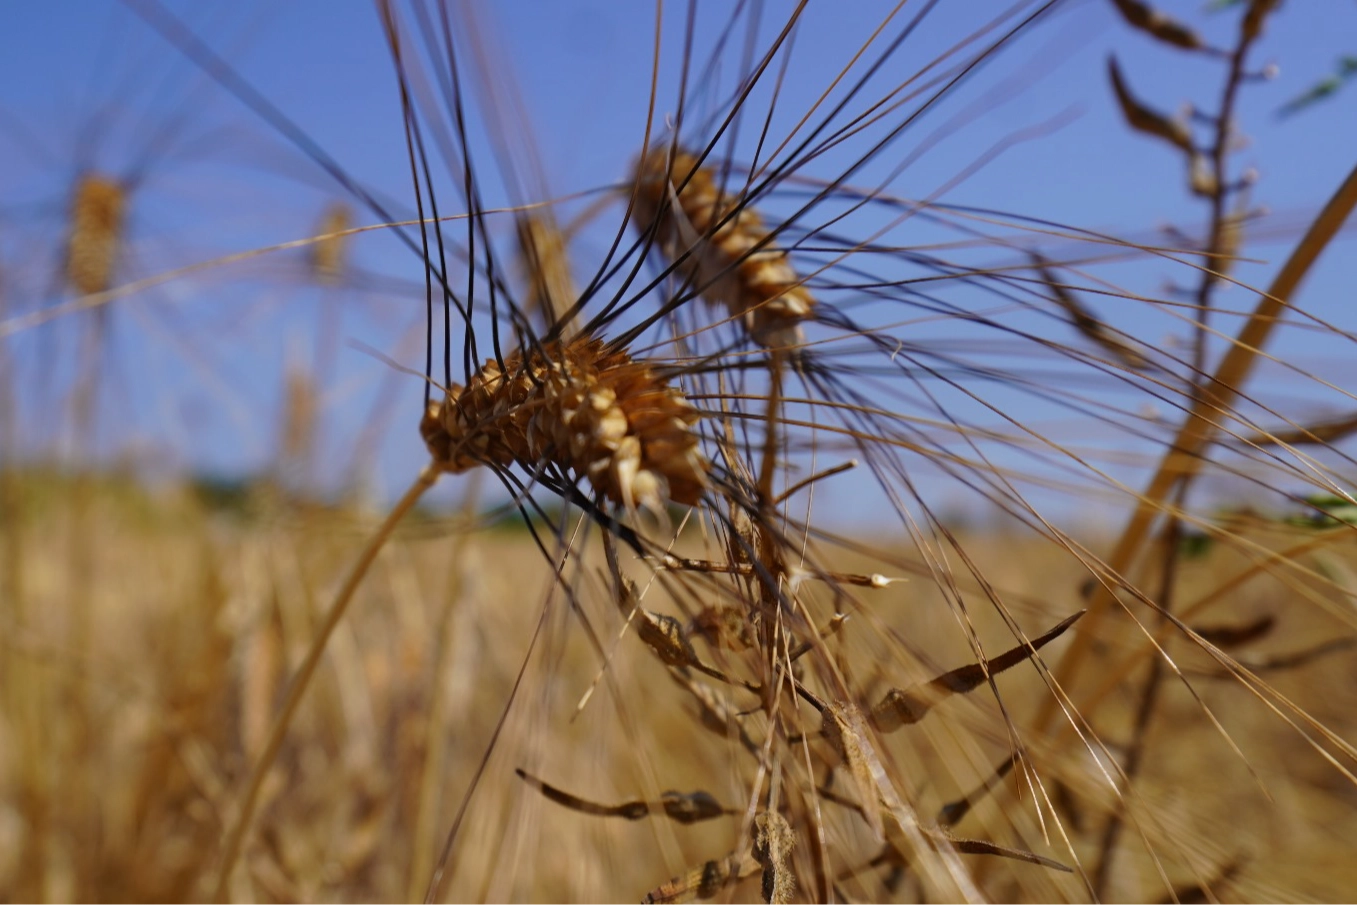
667, 669, 759, 753
631, 145, 814, 349
421, 337, 709, 510
637, 608, 699, 667
870, 611, 1083, 732
1241, 0, 1280, 43
1189, 152, 1219, 198
1108, 0, 1203, 51
1032, 255, 1150, 370
1107, 57, 1194, 153
66, 174, 126, 296
515, 769, 734, 825
612, 570, 701, 666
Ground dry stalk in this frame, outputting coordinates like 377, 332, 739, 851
0, 287, 48, 900
1055, 4, 1330, 891
1038, 149, 1357, 878
212, 465, 439, 902
405, 476, 484, 902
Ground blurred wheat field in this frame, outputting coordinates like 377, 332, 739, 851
3, 1, 1357, 903
4, 477, 1357, 901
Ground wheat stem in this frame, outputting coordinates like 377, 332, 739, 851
212, 464, 439, 902
1036, 158, 1357, 732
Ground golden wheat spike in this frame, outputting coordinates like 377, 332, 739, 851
420, 336, 708, 511
632, 146, 814, 349
309, 201, 352, 285
516, 214, 578, 336
66, 174, 126, 297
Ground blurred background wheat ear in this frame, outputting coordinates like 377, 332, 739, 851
2, 0, 1357, 902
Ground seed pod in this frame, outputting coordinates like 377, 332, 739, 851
421, 337, 709, 510
1241, 0, 1280, 43
66, 174, 126, 296
631, 146, 814, 349
1107, 57, 1194, 153
1107, 0, 1203, 51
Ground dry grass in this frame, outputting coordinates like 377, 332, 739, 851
2, 480, 1357, 900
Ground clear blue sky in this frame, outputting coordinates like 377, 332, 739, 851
1, 1, 1354, 526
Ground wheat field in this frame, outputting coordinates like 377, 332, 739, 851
3, 1, 1357, 902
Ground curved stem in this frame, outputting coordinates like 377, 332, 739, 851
212, 464, 439, 902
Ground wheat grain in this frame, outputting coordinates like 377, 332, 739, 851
632, 146, 813, 350
421, 336, 709, 511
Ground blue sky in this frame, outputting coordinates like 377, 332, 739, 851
1, 1, 1354, 526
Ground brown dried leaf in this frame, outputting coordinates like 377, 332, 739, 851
1108, 56, 1194, 152
931, 829, 1073, 872
515, 769, 734, 824
1192, 614, 1274, 649
871, 611, 1084, 732
1033, 255, 1150, 370
1108, 0, 1203, 50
